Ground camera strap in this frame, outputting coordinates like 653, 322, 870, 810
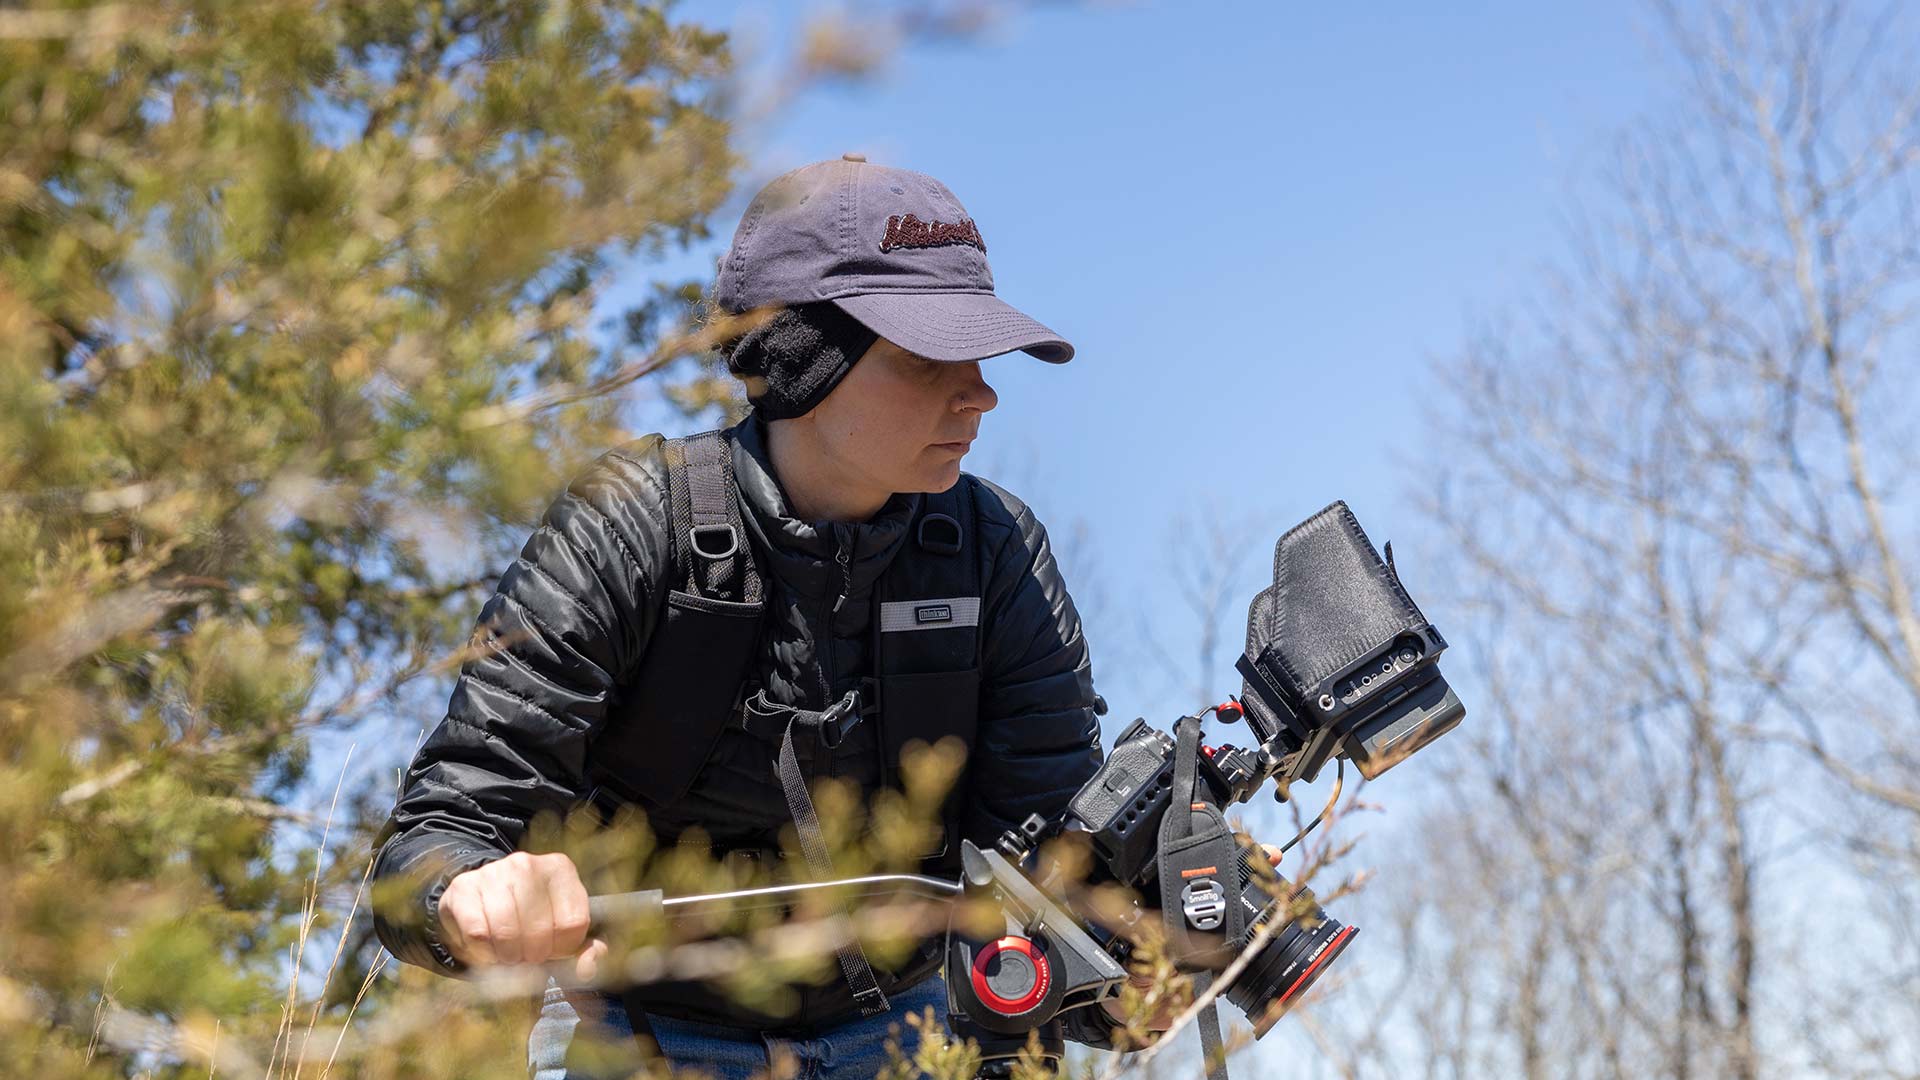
1157, 716, 1240, 1080
1192, 971, 1228, 1080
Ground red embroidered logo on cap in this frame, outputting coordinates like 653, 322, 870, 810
879, 213, 988, 254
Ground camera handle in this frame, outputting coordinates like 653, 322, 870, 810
584, 873, 963, 933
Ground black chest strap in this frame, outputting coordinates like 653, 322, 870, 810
763, 687, 890, 1015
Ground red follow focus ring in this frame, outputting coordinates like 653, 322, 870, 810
969, 935, 1052, 1016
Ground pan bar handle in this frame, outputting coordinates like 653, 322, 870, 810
586, 874, 962, 933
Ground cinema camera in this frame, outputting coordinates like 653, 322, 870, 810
945, 500, 1465, 1076
584, 501, 1464, 1079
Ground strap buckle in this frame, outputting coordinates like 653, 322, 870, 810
690, 523, 739, 561
850, 984, 890, 1017
916, 512, 962, 555
740, 687, 867, 749
818, 688, 865, 749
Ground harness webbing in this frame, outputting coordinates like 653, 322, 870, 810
669, 429, 888, 1016
768, 688, 889, 1016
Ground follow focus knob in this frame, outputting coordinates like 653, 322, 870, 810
969, 935, 1053, 1017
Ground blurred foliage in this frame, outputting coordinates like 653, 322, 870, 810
0, 0, 1284, 1076
0, 0, 738, 1074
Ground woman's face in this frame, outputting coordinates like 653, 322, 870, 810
805, 336, 1000, 499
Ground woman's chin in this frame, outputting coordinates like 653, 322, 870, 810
910, 461, 965, 494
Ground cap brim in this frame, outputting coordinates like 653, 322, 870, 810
831, 292, 1074, 364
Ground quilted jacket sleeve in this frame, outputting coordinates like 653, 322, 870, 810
964, 477, 1105, 856
369, 437, 672, 977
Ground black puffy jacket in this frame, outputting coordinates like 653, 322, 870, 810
370, 414, 1109, 1036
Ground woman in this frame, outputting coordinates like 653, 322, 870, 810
373, 156, 1133, 1078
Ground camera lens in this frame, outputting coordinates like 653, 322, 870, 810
1223, 861, 1358, 1038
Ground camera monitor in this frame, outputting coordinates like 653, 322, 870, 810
1236, 501, 1465, 786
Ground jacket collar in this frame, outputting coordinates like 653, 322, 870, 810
730, 414, 920, 600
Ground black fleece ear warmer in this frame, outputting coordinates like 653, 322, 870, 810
720, 301, 880, 421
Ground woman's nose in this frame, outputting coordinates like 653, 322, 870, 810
953, 362, 998, 414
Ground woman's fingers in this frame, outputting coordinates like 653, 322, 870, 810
437, 851, 594, 969
438, 873, 489, 966
479, 872, 525, 965
506, 856, 552, 965
543, 854, 593, 958
573, 937, 609, 983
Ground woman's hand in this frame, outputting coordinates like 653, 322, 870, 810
437, 851, 609, 982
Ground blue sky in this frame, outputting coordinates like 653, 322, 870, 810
617, 0, 1663, 715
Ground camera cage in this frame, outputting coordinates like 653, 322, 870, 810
935, 502, 1465, 1071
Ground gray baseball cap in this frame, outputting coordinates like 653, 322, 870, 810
712, 153, 1074, 364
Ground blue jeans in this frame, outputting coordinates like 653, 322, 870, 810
528, 975, 950, 1079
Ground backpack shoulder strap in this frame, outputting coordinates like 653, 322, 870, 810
873, 479, 985, 869
586, 427, 765, 812
876, 478, 982, 669
661, 428, 761, 605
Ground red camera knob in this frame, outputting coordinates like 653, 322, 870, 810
969, 935, 1052, 1016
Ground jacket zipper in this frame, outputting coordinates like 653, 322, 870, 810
821, 525, 853, 773
831, 525, 853, 615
